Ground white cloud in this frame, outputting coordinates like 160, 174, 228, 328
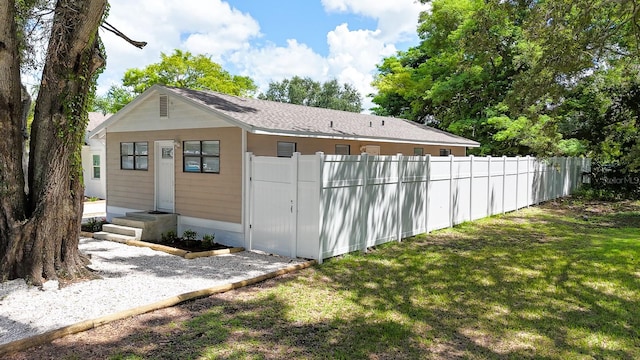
230, 39, 328, 88
99, 0, 260, 93
321, 0, 429, 42
98, 0, 425, 111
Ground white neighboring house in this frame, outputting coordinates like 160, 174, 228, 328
81, 112, 111, 199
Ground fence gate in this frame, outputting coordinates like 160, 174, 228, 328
248, 156, 296, 257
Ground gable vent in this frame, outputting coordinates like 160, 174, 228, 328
159, 94, 169, 117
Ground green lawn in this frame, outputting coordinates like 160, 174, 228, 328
47, 199, 640, 359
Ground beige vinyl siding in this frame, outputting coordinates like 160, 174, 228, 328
247, 134, 467, 157
175, 126, 242, 223
107, 128, 243, 223
106, 132, 155, 210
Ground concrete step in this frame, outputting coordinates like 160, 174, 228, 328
111, 216, 153, 229
109, 212, 177, 242
93, 232, 137, 243
101, 224, 142, 239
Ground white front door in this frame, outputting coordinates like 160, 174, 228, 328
155, 140, 175, 212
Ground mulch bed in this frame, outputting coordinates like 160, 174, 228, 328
141, 239, 231, 252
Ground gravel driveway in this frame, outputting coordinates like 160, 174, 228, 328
0, 237, 305, 346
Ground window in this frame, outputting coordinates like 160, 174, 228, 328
277, 141, 296, 157
413, 147, 424, 156
92, 154, 101, 179
183, 140, 220, 173
120, 142, 148, 170
335, 144, 350, 155
439, 148, 451, 156
159, 94, 169, 117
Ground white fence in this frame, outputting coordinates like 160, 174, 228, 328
245, 153, 590, 262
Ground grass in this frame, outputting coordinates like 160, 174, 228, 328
15, 198, 640, 359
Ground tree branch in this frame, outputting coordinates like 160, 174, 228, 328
100, 21, 146, 49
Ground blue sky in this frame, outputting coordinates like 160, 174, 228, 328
229, 0, 377, 56
99, 0, 429, 110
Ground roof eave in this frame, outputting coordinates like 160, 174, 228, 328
249, 128, 480, 147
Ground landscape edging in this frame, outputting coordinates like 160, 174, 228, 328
0, 259, 317, 356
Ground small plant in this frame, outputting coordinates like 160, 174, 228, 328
202, 233, 215, 248
161, 230, 178, 244
82, 217, 106, 232
182, 229, 198, 241
86, 196, 100, 202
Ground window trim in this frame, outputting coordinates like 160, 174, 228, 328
439, 148, 452, 156
120, 142, 148, 171
277, 141, 297, 158
92, 154, 101, 179
413, 147, 424, 156
183, 140, 220, 174
335, 144, 350, 155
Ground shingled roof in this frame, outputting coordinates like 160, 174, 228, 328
91, 85, 479, 147
164, 86, 479, 147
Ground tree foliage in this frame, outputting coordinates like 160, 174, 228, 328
94, 49, 257, 113
258, 76, 363, 113
372, 0, 640, 160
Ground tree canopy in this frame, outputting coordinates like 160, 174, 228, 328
94, 49, 257, 113
372, 0, 640, 161
258, 76, 363, 113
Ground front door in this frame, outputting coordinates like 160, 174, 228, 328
155, 140, 175, 212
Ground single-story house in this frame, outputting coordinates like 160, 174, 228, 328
89, 84, 479, 247
81, 112, 111, 199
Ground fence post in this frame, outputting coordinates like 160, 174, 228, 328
425, 154, 431, 233
316, 152, 325, 264
487, 156, 492, 216
397, 154, 403, 242
244, 152, 253, 251
502, 155, 507, 214
515, 156, 520, 210
360, 153, 370, 253
449, 154, 455, 227
290, 153, 299, 258
526, 155, 531, 208
565, 157, 570, 196
469, 155, 474, 221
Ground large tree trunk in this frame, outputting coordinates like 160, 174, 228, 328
0, 0, 107, 285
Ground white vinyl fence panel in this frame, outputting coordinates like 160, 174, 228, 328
247, 153, 590, 262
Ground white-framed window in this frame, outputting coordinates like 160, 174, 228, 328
413, 147, 424, 156
120, 142, 148, 170
439, 148, 451, 156
277, 141, 296, 157
183, 140, 220, 173
335, 144, 350, 155
92, 154, 101, 179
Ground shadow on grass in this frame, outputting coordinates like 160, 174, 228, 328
6, 200, 640, 360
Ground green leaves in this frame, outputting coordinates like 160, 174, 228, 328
258, 76, 363, 113
92, 49, 257, 113
372, 0, 640, 159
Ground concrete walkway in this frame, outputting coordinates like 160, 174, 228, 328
82, 200, 106, 221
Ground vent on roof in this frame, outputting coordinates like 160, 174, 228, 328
159, 94, 169, 118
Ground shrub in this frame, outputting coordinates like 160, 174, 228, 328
161, 230, 178, 244
82, 217, 106, 232
202, 234, 215, 248
182, 229, 198, 241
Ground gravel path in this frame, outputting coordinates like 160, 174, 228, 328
0, 238, 305, 346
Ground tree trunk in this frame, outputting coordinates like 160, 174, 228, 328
0, 0, 107, 285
